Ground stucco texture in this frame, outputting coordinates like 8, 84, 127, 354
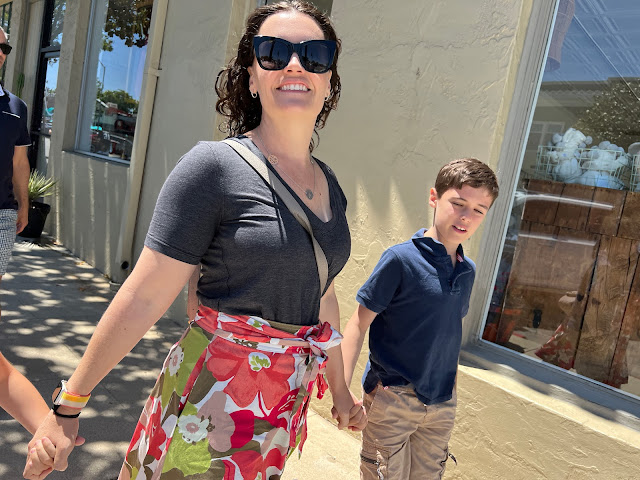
307, 2, 640, 478
449, 367, 640, 479
312, 0, 522, 401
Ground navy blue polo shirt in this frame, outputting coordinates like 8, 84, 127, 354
0, 84, 31, 210
357, 229, 475, 405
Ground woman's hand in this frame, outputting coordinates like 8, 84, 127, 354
331, 388, 367, 432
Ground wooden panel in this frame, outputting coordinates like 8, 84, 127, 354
618, 191, 640, 240
574, 237, 640, 384
553, 183, 594, 231
607, 260, 640, 387
549, 227, 600, 296
497, 222, 549, 334
586, 188, 626, 236
499, 224, 599, 332
522, 179, 563, 225
530, 228, 600, 368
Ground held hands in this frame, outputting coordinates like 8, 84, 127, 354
23, 410, 84, 480
24, 437, 56, 480
331, 389, 367, 432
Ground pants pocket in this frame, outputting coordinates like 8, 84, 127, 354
438, 446, 457, 478
361, 440, 389, 480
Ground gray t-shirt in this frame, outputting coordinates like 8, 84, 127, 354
145, 136, 351, 326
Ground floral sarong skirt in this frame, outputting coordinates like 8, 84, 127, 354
120, 307, 342, 480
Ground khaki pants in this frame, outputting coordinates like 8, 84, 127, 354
360, 383, 457, 480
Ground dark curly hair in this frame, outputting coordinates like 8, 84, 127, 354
215, 1, 341, 152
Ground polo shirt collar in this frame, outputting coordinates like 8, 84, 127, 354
411, 228, 467, 265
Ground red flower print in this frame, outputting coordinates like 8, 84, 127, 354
206, 337, 295, 409
223, 449, 286, 480
146, 400, 167, 460
265, 390, 298, 429
229, 410, 255, 449
126, 420, 145, 457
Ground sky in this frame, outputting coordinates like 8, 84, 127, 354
542, 0, 640, 83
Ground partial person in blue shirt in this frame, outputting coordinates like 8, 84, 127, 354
341, 158, 499, 480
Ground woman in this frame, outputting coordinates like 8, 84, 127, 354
24, 2, 364, 479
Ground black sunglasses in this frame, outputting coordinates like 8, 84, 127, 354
253, 36, 336, 74
0, 43, 12, 55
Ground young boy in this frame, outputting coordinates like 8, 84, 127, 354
342, 158, 499, 479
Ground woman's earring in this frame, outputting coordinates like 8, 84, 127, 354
251, 91, 258, 99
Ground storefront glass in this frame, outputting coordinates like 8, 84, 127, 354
46, 0, 65, 48
76, 0, 153, 162
484, 0, 640, 398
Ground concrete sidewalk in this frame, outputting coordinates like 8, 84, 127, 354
0, 238, 360, 479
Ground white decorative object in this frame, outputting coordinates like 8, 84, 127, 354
534, 128, 633, 190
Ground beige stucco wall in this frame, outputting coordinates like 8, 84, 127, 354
37, 0, 129, 279
319, 0, 525, 391
449, 366, 640, 479
307, 0, 640, 478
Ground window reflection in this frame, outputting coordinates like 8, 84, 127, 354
485, 0, 640, 397
76, 0, 152, 162
47, 0, 65, 48
40, 57, 59, 136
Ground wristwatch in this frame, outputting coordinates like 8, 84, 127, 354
51, 380, 91, 418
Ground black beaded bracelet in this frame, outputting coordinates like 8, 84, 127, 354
52, 407, 81, 418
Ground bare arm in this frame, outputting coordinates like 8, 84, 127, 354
64, 247, 196, 395
0, 351, 50, 434
319, 282, 366, 431
341, 304, 377, 387
318, 282, 345, 398
12, 146, 30, 234
25, 247, 196, 475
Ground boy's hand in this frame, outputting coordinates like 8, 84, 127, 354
24, 437, 55, 480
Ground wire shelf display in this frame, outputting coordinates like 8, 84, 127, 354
534, 145, 632, 190
631, 154, 640, 193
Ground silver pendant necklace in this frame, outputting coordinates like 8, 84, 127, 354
253, 130, 316, 200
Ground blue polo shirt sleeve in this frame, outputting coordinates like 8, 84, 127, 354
460, 257, 476, 318
356, 248, 402, 314
15, 99, 30, 146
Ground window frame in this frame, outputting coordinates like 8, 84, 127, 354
74, 0, 150, 165
29, 0, 64, 170
460, 0, 640, 428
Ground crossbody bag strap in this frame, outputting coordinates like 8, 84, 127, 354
222, 138, 329, 293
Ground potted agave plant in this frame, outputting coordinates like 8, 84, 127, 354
20, 171, 58, 239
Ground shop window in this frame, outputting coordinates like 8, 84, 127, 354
76, 0, 153, 162
0, 1, 12, 85
29, 0, 65, 171
484, 0, 640, 398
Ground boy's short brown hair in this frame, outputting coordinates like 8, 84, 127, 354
434, 158, 499, 203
